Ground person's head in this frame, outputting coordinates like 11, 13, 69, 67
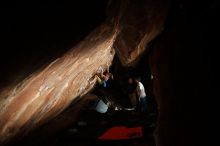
128, 77, 133, 84
135, 77, 141, 83
104, 72, 113, 81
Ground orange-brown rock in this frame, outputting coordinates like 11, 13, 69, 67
0, 22, 118, 144
110, 0, 169, 66
0, 0, 170, 144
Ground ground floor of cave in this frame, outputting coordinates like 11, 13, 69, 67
46, 108, 157, 146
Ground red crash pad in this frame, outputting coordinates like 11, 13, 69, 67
98, 126, 142, 140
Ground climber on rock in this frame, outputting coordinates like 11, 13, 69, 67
95, 70, 113, 89
93, 69, 114, 107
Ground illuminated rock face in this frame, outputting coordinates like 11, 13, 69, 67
0, 0, 169, 144
2, 0, 214, 146
0, 23, 118, 143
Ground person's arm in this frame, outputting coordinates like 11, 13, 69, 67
95, 75, 103, 85
100, 71, 106, 79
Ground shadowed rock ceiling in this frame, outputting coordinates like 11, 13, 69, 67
0, 0, 218, 146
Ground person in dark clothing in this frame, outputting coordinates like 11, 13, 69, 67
127, 77, 138, 108
94, 70, 113, 105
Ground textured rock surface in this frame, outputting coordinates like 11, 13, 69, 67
2, 0, 216, 145
14, 94, 99, 145
0, 0, 170, 144
110, 0, 169, 66
0, 22, 118, 143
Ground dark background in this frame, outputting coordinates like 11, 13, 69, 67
0, 0, 108, 89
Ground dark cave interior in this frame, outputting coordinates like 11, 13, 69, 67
0, 0, 218, 146
0, 0, 108, 89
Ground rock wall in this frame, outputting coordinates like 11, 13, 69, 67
0, 0, 170, 144
148, 1, 218, 145
0, 22, 118, 144
109, 0, 169, 66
